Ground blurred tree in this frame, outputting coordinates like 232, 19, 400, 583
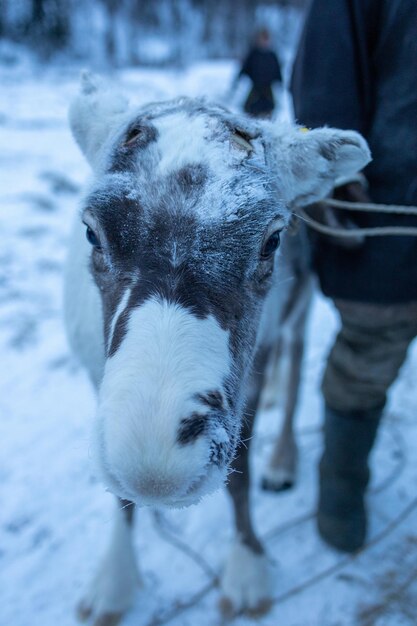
0, 0, 4, 37
29, 0, 71, 55
0, 0, 309, 65
101, 0, 118, 65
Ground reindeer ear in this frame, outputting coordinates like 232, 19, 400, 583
68, 71, 129, 169
269, 125, 371, 209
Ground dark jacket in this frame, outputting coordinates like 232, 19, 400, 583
291, 0, 417, 304
240, 47, 282, 115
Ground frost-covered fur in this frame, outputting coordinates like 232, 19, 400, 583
265, 124, 370, 211
65, 73, 371, 620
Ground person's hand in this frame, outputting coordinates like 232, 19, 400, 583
333, 180, 372, 204
318, 179, 371, 249
308, 175, 371, 250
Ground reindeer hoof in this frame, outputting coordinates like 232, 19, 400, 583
76, 589, 134, 626
218, 595, 236, 620
261, 467, 295, 492
93, 613, 123, 626
77, 599, 92, 622
76, 554, 140, 625
219, 595, 272, 619
77, 600, 123, 626
220, 541, 273, 617
246, 597, 273, 617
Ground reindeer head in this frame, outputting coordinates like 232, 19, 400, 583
69, 73, 370, 507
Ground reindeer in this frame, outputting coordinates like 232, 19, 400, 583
64, 73, 370, 626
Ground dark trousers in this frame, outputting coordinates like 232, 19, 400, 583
244, 85, 274, 117
322, 300, 417, 413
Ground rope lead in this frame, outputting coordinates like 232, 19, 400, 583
298, 198, 417, 237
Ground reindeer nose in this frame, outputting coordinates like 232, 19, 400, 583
133, 473, 181, 499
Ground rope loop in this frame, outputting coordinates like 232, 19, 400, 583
298, 198, 417, 238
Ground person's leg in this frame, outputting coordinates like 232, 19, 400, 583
318, 300, 417, 552
318, 405, 381, 552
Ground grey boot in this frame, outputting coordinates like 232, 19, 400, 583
317, 405, 382, 552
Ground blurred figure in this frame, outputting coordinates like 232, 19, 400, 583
291, 0, 417, 552
235, 27, 282, 118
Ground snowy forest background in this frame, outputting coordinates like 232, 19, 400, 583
0, 0, 307, 67
2, 2, 417, 626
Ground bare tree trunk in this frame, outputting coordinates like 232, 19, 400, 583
103, 0, 119, 66
29, 0, 70, 56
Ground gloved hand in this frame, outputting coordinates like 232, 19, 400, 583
333, 179, 371, 204
321, 177, 371, 249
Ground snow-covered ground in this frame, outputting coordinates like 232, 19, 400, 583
1, 58, 417, 626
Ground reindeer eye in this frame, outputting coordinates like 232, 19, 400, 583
261, 231, 281, 259
231, 129, 253, 152
85, 225, 101, 250
124, 126, 142, 146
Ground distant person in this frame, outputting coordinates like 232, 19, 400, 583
234, 28, 282, 118
291, 0, 417, 553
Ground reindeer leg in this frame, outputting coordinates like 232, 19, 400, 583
77, 498, 141, 626
220, 354, 272, 617
261, 335, 303, 491
260, 335, 283, 411
262, 275, 313, 492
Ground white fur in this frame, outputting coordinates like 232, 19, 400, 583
108, 288, 131, 349
155, 113, 213, 175
94, 298, 231, 506
153, 111, 260, 180
64, 211, 105, 389
221, 540, 273, 611
68, 71, 130, 169
78, 505, 141, 618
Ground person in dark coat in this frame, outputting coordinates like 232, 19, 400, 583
237, 28, 282, 118
291, 0, 417, 552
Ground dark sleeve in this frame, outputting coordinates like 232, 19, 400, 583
239, 51, 253, 78
291, 0, 377, 135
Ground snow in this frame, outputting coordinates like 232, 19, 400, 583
1, 58, 417, 626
